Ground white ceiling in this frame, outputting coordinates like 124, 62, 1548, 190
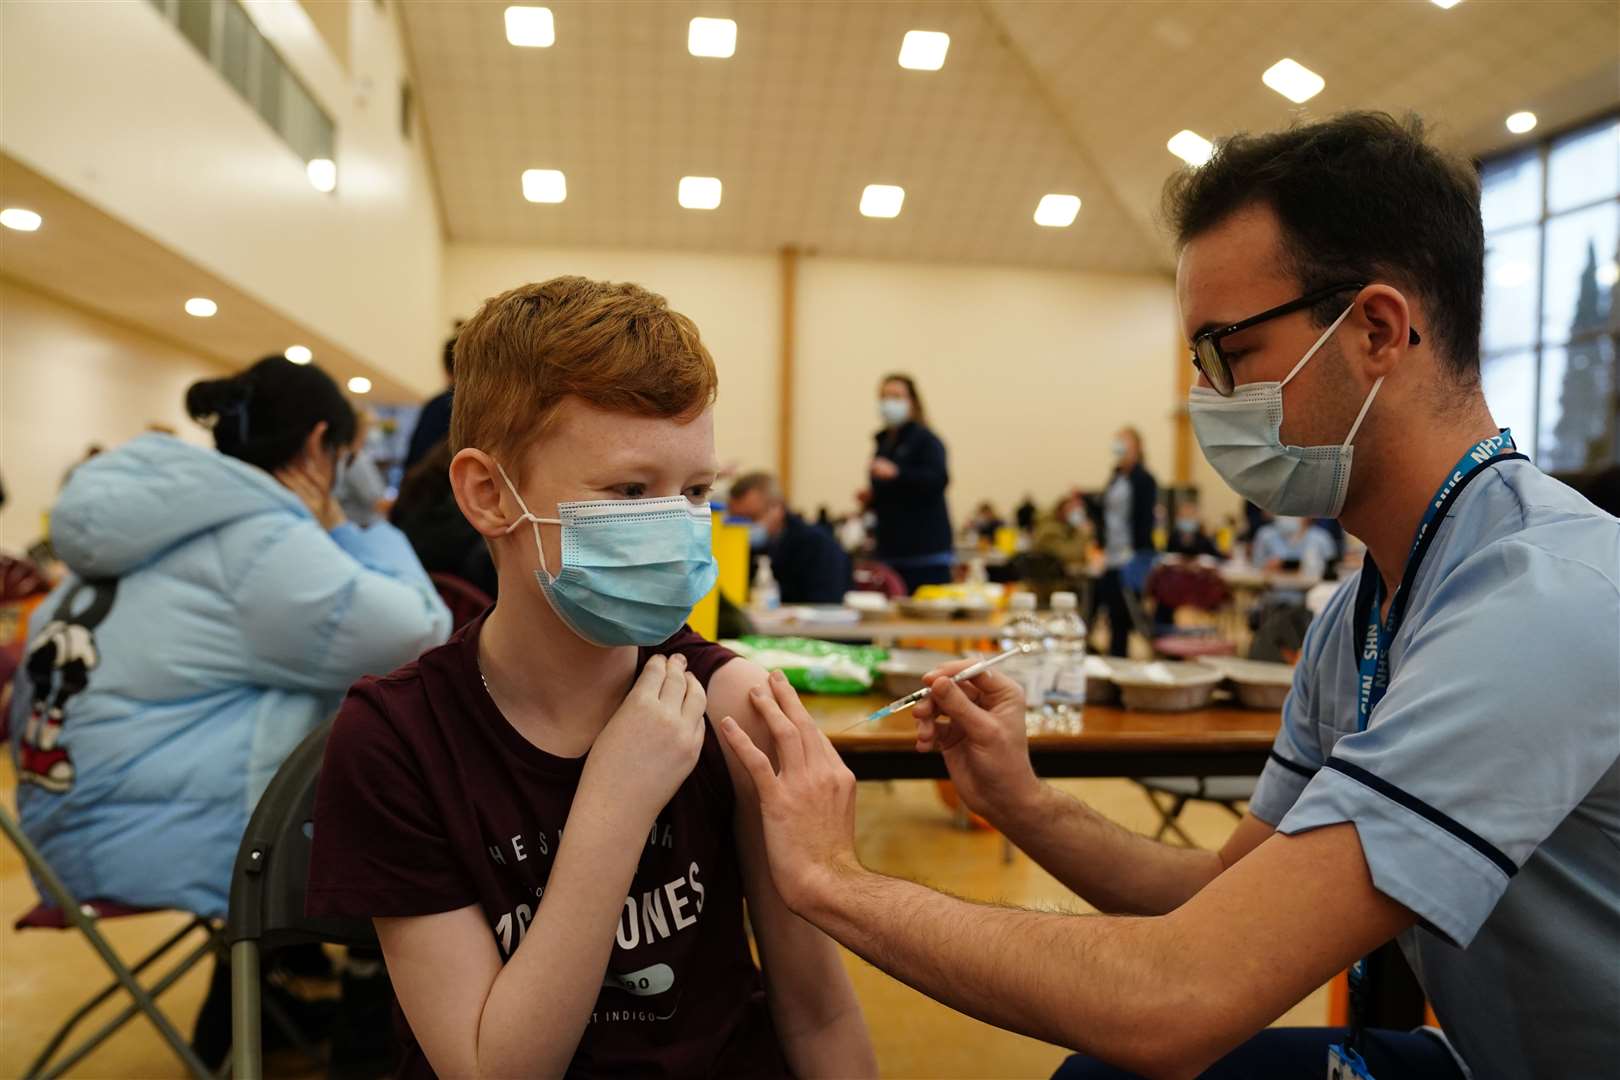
400, 0, 1620, 274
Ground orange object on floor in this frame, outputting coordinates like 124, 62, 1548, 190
934, 781, 993, 829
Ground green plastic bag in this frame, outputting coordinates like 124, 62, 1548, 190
723, 636, 890, 695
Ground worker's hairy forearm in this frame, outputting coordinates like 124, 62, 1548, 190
994, 782, 1224, 915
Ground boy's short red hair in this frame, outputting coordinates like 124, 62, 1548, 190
449, 276, 718, 466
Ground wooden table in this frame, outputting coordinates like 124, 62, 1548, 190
810, 694, 1279, 780
757, 616, 1004, 647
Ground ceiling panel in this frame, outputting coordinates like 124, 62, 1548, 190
401, 0, 1619, 273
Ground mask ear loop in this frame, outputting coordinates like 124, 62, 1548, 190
1281, 303, 1358, 388
493, 461, 563, 584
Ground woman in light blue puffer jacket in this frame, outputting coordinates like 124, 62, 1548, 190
10, 355, 451, 918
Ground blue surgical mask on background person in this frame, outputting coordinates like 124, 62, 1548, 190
1187, 303, 1382, 518
1111, 439, 1128, 462
879, 398, 911, 427
746, 520, 770, 550
1175, 517, 1199, 535
495, 462, 718, 647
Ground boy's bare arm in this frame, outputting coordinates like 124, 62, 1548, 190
709, 658, 878, 1078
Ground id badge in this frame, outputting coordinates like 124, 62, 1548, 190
1327, 1043, 1373, 1080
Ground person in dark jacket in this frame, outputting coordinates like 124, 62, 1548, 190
1085, 426, 1159, 656
1166, 500, 1220, 559
390, 438, 498, 600
728, 472, 852, 604
403, 334, 458, 473
868, 374, 953, 593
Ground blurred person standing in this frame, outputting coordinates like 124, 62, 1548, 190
404, 334, 458, 473
868, 374, 953, 593
1086, 426, 1159, 656
729, 472, 852, 604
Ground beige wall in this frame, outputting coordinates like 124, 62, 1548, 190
0, 0, 445, 393
440, 244, 1247, 527
0, 279, 222, 552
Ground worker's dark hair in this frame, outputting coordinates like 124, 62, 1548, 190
186, 355, 356, 471
881, 373, 928, 427
1162, 111, 1484, 384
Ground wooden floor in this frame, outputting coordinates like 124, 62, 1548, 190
1, 763, 1325, 1079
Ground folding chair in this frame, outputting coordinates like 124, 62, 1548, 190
1134, 776, 1255, 847
0, 802, 224, 1080
227, 718, 377, 1080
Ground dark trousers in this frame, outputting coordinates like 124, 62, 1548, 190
1052, 1027, 1464, 1080
1091, 568, 1133, 658
890, 559, 953, 595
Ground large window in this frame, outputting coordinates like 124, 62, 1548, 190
1480, 115, 1619, 474
146, 0, 337, 175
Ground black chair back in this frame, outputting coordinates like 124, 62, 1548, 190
227, 718, 376, 951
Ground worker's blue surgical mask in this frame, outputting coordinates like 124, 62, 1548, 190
746, 520, 770, 550
495, 462, 718, 647
1187, 304, 1382, 519
879, 398, 911, 427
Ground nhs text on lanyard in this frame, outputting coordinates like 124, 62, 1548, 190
1330, 430, 1523, 1080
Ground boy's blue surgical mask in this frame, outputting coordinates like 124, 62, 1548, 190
495, 462, 718, 647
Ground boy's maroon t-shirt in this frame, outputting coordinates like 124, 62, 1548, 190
306, 612, 788, 1079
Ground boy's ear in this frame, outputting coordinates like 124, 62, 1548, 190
450, 448, 517, 539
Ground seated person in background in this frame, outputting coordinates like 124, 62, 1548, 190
1251, 514, 1338, 576
729, 472, 853, 605
334, 407, 392, 527
1165, 501, 1220, 558
391, 437, 499, 600
962, 501, 1004, 544
1030, 494, 1092, 569
307, 276, 874, 1079
10, 355, 451, 1063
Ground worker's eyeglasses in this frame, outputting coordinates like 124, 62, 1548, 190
1189, 283, 1421, 397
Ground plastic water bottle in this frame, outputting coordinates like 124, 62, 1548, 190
999, 593, 1052, 721
1045, 591, 1088, 725
750, 555, 780, 613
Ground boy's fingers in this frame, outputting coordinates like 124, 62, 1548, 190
681, 673, 707, 723
719, 717, 777, 793
658, 653, 689, 704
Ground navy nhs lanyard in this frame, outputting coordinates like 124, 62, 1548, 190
1338, 429, 1523, 1068
1351, 429, 1524, 733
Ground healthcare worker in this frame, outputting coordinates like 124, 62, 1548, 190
716, 111, 1620, 1080
867, 373, 954, 593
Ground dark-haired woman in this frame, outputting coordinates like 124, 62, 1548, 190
867, 373, 954, 593
9, 356, 450, 1061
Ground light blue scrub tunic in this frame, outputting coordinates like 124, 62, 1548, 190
1249, 456, 1619, 1080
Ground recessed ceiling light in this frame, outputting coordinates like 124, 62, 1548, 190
1505, 111, 1538, 135
504, 6, 554, 47
284, 345, 313, 365
678, 176, 722, 210
859, 184, 905, 219
1167, 130, 1215, 166
1033, 194, 1081, 228
1597, 261, 1619, 288
0, 208, 42, 232
184, 297, 217, 318
521, 168, 567, 203
1430, 0, 1463, 8
1262, 58, 1325, 104
347, 376, 372, 394
306, 158, 337, 193
898, 30, 950, 71
688, 17, 736, 59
